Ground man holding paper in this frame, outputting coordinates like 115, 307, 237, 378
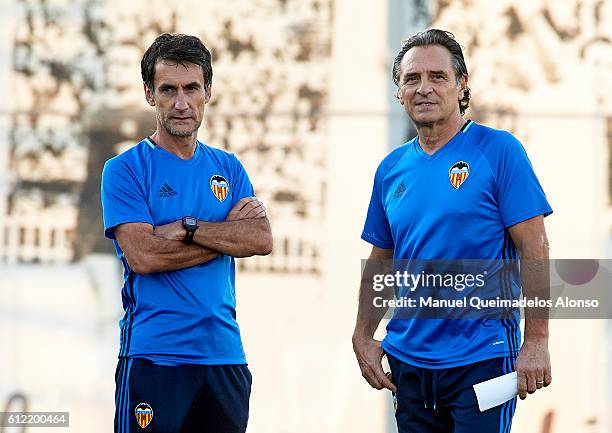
352, 29, 552, 432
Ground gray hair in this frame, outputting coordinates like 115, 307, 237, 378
141, 33, 213, 93
392, 29, 470, 115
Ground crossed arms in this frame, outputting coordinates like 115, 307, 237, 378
114, 197, 272, 275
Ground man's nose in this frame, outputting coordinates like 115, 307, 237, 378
174, 89, 188, 110
416, 79, 432, 95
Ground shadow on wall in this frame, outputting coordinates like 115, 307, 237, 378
74, 110, 156, 260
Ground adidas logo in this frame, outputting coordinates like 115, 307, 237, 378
157, 182, 178, 198
393, 181, 406, 199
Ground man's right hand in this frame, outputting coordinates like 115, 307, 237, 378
226, 197, 267, 221
352, 334, 397, 392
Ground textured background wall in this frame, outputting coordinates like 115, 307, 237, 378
0, 0, 611, 432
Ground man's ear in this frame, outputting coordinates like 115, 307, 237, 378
458, 75, 468, 100
204, 83, 212, 103
144, 83, 155, 106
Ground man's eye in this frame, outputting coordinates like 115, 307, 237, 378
405, 77, 418, 83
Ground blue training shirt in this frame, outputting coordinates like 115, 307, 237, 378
101, 138, 254, 365
362, 121, 553, 368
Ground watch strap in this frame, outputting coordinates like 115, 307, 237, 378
182, 216, 199, 244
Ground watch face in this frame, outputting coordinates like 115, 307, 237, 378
184, 217, 197, 227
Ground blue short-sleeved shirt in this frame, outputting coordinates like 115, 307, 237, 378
362, 121, 552, 368
101, 138, 254, 365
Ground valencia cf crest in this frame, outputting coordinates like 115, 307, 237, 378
449, 161, 470, 189
210, 175, 229, 202
135, 402, 153, 428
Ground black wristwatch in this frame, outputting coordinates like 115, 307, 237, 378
182, 216, 199, 244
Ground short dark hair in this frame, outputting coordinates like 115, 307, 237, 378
141, 33, 213, 92
392, 29, 470, 115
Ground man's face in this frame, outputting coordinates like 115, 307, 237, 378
397, 45, 466, 125
144, 60, 211, 138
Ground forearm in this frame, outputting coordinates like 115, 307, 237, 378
520, 249, 550, 342
129, 235, 218, 274
193, 217, 272, 258
353, 259, 394, 339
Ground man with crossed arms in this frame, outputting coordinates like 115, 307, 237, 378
102, 33, 272, 433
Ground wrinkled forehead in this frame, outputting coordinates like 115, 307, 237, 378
400, 45, 455, 77
152, 59, 206, 87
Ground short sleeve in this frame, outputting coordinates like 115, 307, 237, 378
101, 158, 154, 239
230, 154, 255, 207
361, 164, 394, 249
497, 136, 553, 228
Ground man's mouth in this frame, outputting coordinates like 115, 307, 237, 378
415, 102, 436, 106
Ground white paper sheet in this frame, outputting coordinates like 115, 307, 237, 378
473, 371, 518, 412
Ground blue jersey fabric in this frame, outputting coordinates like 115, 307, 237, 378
101, 138, 254, 365
362, 121, 552, 368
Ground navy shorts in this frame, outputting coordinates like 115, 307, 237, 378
388, 354, 516, 433
114, 358, 251, 433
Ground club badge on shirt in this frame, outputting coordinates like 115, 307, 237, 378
449, 161, 470, 189
135, 402, 153, 428
210, 175, 230, 202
